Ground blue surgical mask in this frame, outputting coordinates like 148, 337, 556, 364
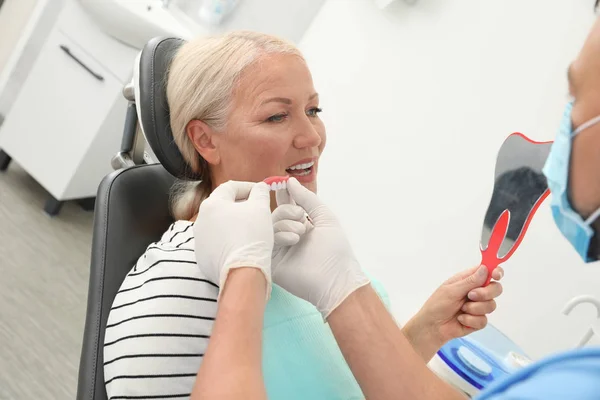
542, 101, 600, 262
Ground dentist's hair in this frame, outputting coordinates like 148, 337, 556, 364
166, 31, 303, 221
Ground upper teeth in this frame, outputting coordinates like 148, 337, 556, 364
288, 161, 314, 170
269, 181, 288, 191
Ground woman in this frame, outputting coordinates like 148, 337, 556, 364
104, 31, 503, 400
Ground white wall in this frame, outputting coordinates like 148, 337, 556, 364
0, 0, 62, 118
218, 0, 326, 43
299, 0, 600, 360
174, 0, 326, 43
0, 0, 38, 75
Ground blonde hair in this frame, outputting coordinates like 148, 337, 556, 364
166, 31, 303, 221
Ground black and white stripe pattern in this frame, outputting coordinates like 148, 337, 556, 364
104, 221, 218, 400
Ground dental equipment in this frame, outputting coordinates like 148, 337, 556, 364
429, 323, 532, 397
563, 295, 600, 347
479, 133, 552, 285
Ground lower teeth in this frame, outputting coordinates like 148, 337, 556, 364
288, 168, 311, 177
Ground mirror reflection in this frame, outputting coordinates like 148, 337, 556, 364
481, 133, 553, 258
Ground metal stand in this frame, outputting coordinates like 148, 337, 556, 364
77, 197, 96, 212
44, 197, 64, 216
111, 84, 146, 171
0, 149, 11, 171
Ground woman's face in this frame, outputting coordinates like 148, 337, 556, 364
191, 53, 326, 195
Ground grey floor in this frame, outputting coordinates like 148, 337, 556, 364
0, 161, 94, 399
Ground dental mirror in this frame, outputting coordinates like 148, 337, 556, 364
479, 132, 553, 285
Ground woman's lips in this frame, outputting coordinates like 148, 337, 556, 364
285, 157, 318, 183
287, 165, 316, 183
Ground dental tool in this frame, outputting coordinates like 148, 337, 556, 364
479, 132, 552, 286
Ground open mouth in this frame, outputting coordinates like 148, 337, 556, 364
285, 160, 315, 177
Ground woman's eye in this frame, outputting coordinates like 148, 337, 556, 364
267, 113, 288, 123
307, 107, 323, 117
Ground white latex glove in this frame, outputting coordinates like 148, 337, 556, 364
272, 189, 312, 246
193, 180, 274, 300
272, 178, 370, 319
271, 195, 312, 270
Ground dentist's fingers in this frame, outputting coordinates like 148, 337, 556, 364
273, 219, 306, 235
273, 218, 306, 246
209, 180, 255, 202
276, 186, 295, 206
467, 281, 503, 302
274, 231, 301, 246
286, 177, 323, 215
272, 204, 307, 247
248, 182, 271, 202
461, 299, 497, 316
272, 204, 305, 223
457, 314, 488, 330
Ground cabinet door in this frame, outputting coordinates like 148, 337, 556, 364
56, 0, 139, 84
0, 27, 122, 199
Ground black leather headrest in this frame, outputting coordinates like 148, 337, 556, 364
136, 36, 202, 180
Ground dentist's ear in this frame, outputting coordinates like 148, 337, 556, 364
186, 119, 221, 165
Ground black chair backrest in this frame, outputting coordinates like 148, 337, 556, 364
76, 165, 175, 400
76, 36, 198, 400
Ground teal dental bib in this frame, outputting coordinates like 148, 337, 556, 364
262, 279, 389, 400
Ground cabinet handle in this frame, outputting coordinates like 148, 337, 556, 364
59, 45, 104, 82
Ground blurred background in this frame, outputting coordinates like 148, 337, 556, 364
1, 0, 599, 398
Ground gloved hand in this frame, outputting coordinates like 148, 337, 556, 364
271, 190, 312, 271
271, 178, 370, 319
272, 188, 312, 247
193, 180, 274, 300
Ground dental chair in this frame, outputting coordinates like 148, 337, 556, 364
75, 36, 199, 400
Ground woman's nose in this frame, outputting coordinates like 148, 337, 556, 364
293, 122, 322, 149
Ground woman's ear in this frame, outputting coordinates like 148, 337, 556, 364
186, 120, 220, 165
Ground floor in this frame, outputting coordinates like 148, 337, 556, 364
0, 160, 94, 399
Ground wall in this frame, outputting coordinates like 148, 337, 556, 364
0, 0, 64, 118
298, 0, 600, 360
0, 0, 38, 75
175, 0, 327, 43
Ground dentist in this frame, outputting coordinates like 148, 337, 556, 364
189, 14, 600, 399
474, 14, 600, 400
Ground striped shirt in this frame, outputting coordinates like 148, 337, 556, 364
104, 221, 214, 400
104, 220, 391, 400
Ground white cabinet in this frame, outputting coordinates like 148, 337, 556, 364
0, 0, 138, 215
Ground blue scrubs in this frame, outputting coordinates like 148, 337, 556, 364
475, 347, 600, 400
